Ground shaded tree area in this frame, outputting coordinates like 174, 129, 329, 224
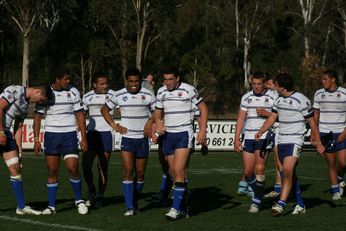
1, 0, 346, 118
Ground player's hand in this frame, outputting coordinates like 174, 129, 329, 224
316, 143, 325, 155
310, 133, 316, 146
34, 141, 42, 155
143, 120, 154, 138
256, 108, 266, 117
115, 125, 128, 135
80, 139, 88, 152
197, 131, 207, 145
0, 134, 7, 146
234, 139, 242, 153
151, 133, 159, 144
337, 132, 346, 142
255, 132, 262, 141
155, 120, 165, 136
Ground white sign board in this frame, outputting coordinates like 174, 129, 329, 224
21, 119, 237, 151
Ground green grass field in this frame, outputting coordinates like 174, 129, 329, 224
0, 151, 345, 231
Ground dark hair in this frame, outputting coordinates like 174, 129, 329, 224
92, 71, 108, 83
252, 71, 270, 82
161, 65, 179, 77
51, 66, 71, 83
32, 83, 53, 101
275, 73, 294, 91
323, 69, 338, 85
125, 67, 141, 80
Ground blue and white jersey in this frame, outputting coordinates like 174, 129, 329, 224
35, 86, 84, 133
105, 87, 155, 139
156, 82, 202, 133
313, 87, 346, 133
0, 85, 29, 131
240, 89, 276, 139
268, 89, 280, 131
83, 89, 116, 132
273, 92, 313, 146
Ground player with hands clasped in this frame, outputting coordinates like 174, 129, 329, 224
234, 71, 276, 213
255, 73, 324, 217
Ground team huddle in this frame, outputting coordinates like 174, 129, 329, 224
0, 66, 344, 219
0, 66, 208, 221
234, 70, 346, 217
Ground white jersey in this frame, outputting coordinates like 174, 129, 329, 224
240, 89, 276, 139
83, 89, 116, 132
273, 92, 313, 146
35, 86, 84, 133
105, 87, 155, 138
0, 85, 29, 131
313, 87, 346, 133
268, 89, 280, 131
156, 82, 202, 133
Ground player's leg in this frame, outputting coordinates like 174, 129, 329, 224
63, 131, 87, 215
94, 131, 113, 208
170, 148, 190, 214
291, 169, 306, 214
3, 147, 40, 215
323, 152, 341, 200
272, 155, 298, 216
95, 151, 110, 208
265, 145, 282, 198
43, 155, 60, 214
336, 148, 346, 191
82, 150, 97, 205
157, 137, 173, 202
251, 147, 270, 210
82, 130, 98, 206
121, 150, 136, 215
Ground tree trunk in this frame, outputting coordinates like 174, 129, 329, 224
22, 35, 30, 87
243, 37, 250, 90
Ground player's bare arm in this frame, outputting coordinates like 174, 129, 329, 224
152, 109, 165, 135
33, 113, 43, 155
0, 98, 9, 146
255, 112, 278, 141
307, 116, 325, 155
76, 111, 88, 152
197, 101, 208, 145
100, 105, 127, 134
234, 110, 246, 153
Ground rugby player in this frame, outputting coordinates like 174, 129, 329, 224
153, 66, 208, 220
82, 72, 116, 208
101, 67, 156, 216
255, 73, 325, 216
312, 69, 346, 200
234, 71, 276, 213
0, 84, 52, 215
33, 68, 88, 215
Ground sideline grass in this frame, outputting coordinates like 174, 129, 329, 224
0, 151, 345, 231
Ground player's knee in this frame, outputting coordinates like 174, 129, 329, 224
255, 164, 266, 175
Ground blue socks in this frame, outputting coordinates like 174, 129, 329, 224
122, 181, 134, 209
172, 182, 186, 211
10, 176, 25, 209
47, 182, 58, 207
69, 178, 82, 201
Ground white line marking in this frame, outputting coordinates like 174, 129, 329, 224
0, 215, 102, 231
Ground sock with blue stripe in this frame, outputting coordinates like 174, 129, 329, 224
172, 182, 186, 211
159, 174, 167, 191
122, 181, 134, 209
274, 183, 281, 193
331, 184, 340, 194
238, 180, 248, 194
293, 180, 304, 207
69, 178, 82, 201
47, 182, 58, 208
10, 176, 25, 209
277, 199, 286, 208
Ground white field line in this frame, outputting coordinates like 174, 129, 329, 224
0, 215, 102, 231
